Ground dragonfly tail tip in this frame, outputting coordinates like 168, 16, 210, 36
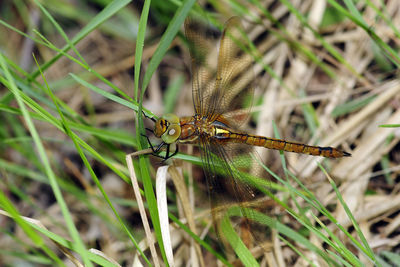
342, 151, 352, 157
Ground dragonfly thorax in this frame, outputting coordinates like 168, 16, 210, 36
179, 115, 217, 143
154, 113, 181, 144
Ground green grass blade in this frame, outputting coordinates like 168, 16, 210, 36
29, 0, 131, 79
134, 0, 151, 101
34, 55, 151, 265
141, 0, 196, 91
221, 212, 259, 267
0, 52, 93, 266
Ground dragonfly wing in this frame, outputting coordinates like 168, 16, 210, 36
184, 18, 217, 116
199, 136, 270, 252
185, 17, 255, 125
208, 17, 255, 125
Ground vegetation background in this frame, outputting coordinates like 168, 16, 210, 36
0, 0, 399, 266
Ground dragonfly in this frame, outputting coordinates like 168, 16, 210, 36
145, 16, 351, 256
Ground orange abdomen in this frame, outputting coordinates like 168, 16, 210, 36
221, 132, 351, 158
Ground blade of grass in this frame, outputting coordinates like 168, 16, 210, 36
134, 0, 151, 101
365, 0, 400, 41
168, 213, 232, 266
164, 74, 184, 114
220, 213, 259, 267
156, 166, 174, 266
0, 192, 65, 266
0, 210, 121, 266
34, 55, 151, 266
0, 72, 131, 184
33, 0, 87, 66
132, 0, 168, 264
0, 104, 137, 147
0, 52, 93, 266
29, 0, 132, 79
279, 0, 362, 80
279, 236, 317, 267
126, 154, 158, 267
326, 0, 400, 67
332, 94, 376, 118
380, 251, 400, 266
379, 124, 400, 128
33, 29, 133, 102
319, 163, 379, 265
251, 154, 365, 266
141, 0, 196, 91
228, 206, 341, 266
283, 168, 376, 265
135, 1, 197, 265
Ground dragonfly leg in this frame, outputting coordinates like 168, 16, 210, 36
169, 145, 179, 158
142, 134, 164, 153
142, 110, 156, 122
161, 145, 179, 163
168, 145, 179, 158
160, 145, 171, 163
142, 133, 177, 161
153, 142, 167, 154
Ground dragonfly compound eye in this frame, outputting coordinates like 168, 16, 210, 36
159, 113, 181, 144
154, 119, 167, 138
162, 124, 181, 144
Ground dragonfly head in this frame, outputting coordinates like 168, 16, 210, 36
154, 113, 181, 144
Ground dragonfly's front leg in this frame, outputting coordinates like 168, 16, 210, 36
142, 134, 178, 161
142, 134, 165, 153
157, 143, 179, 162
161, 145, 179, 163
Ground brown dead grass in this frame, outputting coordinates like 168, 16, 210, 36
1, 0, 399, 266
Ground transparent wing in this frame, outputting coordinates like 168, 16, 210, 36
208, 17, 254, 125
199, 136, 270, 252
185, 17, 254, 125
184, 18, 216, 116
186, 16, 266, 255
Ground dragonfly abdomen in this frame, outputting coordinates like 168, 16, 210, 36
226, 132, 351, 158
